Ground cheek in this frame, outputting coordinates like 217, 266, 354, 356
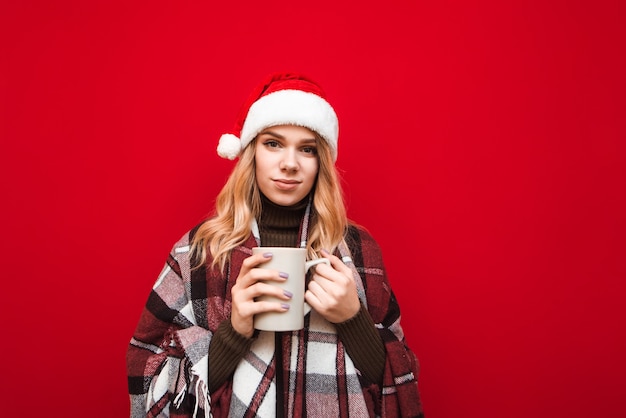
303, 162, 320, 185
254, 153, 269, 176
254, 159, 266, 189
255, 164, 268, 189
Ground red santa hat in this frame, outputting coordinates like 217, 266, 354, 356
217, 72, 339, 161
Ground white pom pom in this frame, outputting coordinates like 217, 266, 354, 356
217, 133, 241, 160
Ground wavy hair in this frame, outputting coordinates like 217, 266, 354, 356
190, 132, 349, 273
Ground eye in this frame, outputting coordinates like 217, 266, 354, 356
301, 146, 318, 155
263, 139, 281, 148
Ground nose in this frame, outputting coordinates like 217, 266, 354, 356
280, 149, 299, 172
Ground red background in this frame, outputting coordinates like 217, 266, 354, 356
1, 1, 624, 417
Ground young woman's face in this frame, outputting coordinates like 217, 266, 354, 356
255, 125, 320, 207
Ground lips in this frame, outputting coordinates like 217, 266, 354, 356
273, 178, 300, 190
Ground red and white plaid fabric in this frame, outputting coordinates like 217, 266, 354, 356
127, 224, 424, 417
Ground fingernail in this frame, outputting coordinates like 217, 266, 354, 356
263, 252, 273, 258
281, 303, 290, 310
283, 290, 293, 298
279, 272, 289, 278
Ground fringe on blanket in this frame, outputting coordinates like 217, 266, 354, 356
146, 355, 212, 418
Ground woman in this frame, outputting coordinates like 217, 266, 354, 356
126, 72, 424, 417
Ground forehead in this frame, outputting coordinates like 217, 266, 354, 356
259, 124, 317, 139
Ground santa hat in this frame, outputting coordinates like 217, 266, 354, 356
217, 72, 339, 161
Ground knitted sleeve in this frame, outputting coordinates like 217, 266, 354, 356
208, 320, 254, 392
335, 303, 386, 385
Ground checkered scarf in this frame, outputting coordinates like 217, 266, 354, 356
127, 223, 424, 417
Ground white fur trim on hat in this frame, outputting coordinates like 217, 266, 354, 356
240, 89, 339, 161
217, 133, 242, 160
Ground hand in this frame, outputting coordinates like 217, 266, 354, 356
230, 251, 292, 338
305, 249, 361, 324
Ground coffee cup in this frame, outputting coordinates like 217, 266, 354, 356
252, 247, 330, 331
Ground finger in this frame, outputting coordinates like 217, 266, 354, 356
253, 300, 292, 314
320, 249, 346, 269
241, 251, 274, 272
319, 249, 354, 278
305, 283, 326, 309
236, 253, 271, 288
306, 276, 361, 323
249, 281, 294, 301
235, 297, 291, 318
231, 296, 290, 337
310, 263, 352, 290
233, 283, 292, 317
308, 271, 333, 294
237, 265, 288, 289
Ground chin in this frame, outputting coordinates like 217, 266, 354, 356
275, 199, 299, 207
267, 194, 303, 207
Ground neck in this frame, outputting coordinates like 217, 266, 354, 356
258, 194, 309, 247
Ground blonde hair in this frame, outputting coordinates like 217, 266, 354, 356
190, 132, 349, 272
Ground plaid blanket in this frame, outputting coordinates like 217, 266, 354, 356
127, 224, 424, 417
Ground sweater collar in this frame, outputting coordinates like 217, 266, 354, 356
252, 194, 312, 247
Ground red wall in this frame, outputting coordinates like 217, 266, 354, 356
2, 1, 624, 417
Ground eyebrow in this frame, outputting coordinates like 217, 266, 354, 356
260, 130, 317, 143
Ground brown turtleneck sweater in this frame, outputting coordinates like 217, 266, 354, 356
208, 196, 386, 392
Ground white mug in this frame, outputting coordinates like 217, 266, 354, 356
252, 247, 330, 331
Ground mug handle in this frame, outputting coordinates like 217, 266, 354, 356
303, 258, 330, 315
